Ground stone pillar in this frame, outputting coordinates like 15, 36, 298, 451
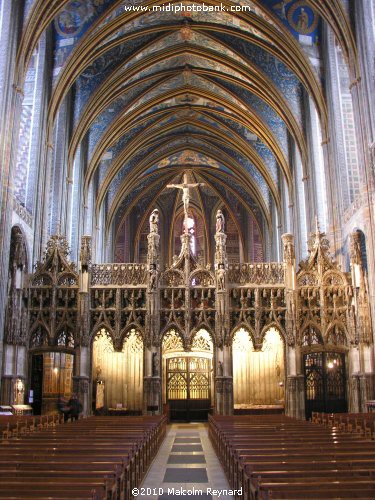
281, 234, 302, 417
0, 2, 25, 387
215, 376, 233, 416
145, 209, 162, 415
78, 236, 92, 415
213, 210, 232, 414
143, 346, 162, 415
349, 230, 375, 409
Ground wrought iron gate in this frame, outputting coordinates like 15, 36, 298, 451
166, 357, 211, 421
304, 352, 347, 420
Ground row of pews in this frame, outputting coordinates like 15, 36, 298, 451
209, 414, 375, 499
0, 414, 167, 499
312, 411, 375, 439
0, 414, 64, 440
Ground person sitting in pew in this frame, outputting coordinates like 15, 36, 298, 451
64, 394, 83, 422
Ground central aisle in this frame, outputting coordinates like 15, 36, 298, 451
140, 423, 234, 500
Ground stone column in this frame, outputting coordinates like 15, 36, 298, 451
0, 2, 25, 387
281, 233, 302, 417
145, 209, 162, 415
214, 210, 232, 414
77, 236, 92, 414
143, 346, 162, 415
349, 230, 375, 410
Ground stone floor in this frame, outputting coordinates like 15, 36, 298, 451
139, 423, 235, 500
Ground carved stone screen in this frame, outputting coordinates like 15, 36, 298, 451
232, 327, 285, 407
92, 328, 143, 411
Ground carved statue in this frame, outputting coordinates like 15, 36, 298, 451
149, 209, 159, 234
148, 265, 157, 291
167, 173, 204, 233
216, 263, 225, 291
282, 234, 295, 264
80, 236, 92, 270
216, 209, 225, 234
217, 360, 223, 376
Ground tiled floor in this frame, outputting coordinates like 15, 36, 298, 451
140, 423, 235, 500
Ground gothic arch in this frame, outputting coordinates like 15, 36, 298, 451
323, 270, 347, 287
190, 269, 215, 287
119, 325, 144, 350
55, 326, 76, 349
161, 328, 184, 353
300, 322, 324, 348
90, 324, 116, 348
189, 326, 215, 350
230, 324, 256, 346
260, 323, 287, 347
28, 324, 50, 349
325, 322, 349, 348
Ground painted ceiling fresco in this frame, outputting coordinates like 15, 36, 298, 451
20, 0, 330, 249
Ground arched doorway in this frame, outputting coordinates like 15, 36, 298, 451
29, 328, 75, 415
302, 324, 348, 419
91, 328, 143, 413
232, 327, 285, 411
162, 329, 213, 421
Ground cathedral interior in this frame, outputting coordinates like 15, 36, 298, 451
0, 0, 374, 423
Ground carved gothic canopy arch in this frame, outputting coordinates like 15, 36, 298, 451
230, 324, 256, 347
119, 326, 144, 351
57, 272, 78, 287
27, 233, 80, 347
120, 328, 144, 354
162, 328, 184, 353
30, 272, 53, 287
323, 270, 347, 287
300, 323, 324, 348
189, 327, 215, 352
190, 268, 215, 287
300, 225, 343, 277
29, 325, 50, 349
90, 319, 116, 346
297, 272, 319, 287
325, 323, 349, 348
260, 323, 288, 347
160, 269, 184, 287
92, 327, 115, 352
56, 328, 75, 349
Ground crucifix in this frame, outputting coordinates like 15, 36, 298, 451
167, 172, 204, 234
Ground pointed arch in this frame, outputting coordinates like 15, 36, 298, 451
189, 327, 215, 352
300, 322, 324, 347
325, 322, 349, 348
162, 328, 184, 353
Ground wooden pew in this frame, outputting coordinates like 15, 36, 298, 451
0, 415, 167, 500
209, 414, 375, 500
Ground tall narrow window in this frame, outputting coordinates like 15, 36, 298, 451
186, 216, 196, 254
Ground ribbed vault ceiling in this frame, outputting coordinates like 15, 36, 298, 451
16, 0, 358, 252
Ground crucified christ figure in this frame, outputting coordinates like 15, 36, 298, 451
167, 173, 204, 233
